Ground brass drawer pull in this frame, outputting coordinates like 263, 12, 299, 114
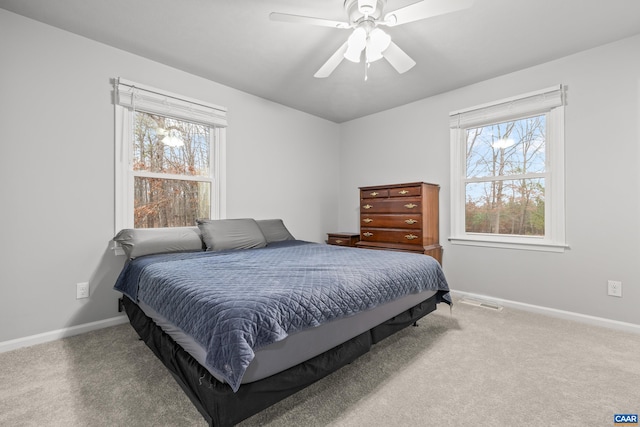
362, 218, 373, 223
405, 234, 419, 240
335, 239, 343, 244
363, 232, 374, 237
363, 204, 373, 209
404, 219, 418, 224
398, 190, 409, 195
370, 191, 379, 196
404, 203, 417, 209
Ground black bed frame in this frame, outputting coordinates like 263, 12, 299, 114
122, 293, 439, 426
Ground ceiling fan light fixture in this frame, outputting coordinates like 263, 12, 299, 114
369, 28, 390, 51
344, 46, 362, 62
344, 27, 366, 62
365, 28, 391, 62
162, 135, 184, 148
348, 27, 367, 48
161, 129, 185, 147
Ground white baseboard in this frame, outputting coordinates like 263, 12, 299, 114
451, 290, 640, 335
0, 315, 129, 353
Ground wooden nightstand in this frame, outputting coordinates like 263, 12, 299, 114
327, 232, 360, 247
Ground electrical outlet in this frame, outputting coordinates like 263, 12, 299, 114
607, 280, 622, 297
76, 282, 89, 299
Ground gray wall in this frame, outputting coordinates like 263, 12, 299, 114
2, 8, 639, 345
339, 35, 640, 326
0, 10, 340, 342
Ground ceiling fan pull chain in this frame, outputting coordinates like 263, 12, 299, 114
364, 61, 370, 81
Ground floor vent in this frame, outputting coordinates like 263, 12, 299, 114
459, 298, 503, 311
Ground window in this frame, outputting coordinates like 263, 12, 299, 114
449, 85, 567, 252
114, 78, 227, 231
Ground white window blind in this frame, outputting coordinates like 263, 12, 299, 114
449, 85, 564, 129
115, 78, 227, 128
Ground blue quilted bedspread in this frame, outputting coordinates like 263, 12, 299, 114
114, 240, 450, 392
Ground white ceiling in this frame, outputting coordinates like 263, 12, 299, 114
2, 0, 640, 123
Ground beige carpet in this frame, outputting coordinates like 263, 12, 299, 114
1, 298, 638, 426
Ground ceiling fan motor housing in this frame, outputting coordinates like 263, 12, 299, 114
345, 0, 386, 23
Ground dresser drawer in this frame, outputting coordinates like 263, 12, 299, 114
388, 185, 422, 198
360, 198, 422, 214
360, 188, 389, 199
327, 232, 359, 247
360, 214, 421, 229
360, 228, 423, 245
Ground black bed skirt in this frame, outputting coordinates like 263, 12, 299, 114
122, 293, 439, 427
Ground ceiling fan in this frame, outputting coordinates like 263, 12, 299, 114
270, 0, 474, 79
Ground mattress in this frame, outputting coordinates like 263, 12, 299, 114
138, 288, 437, 384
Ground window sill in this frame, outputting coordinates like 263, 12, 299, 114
448, 236, 569, 253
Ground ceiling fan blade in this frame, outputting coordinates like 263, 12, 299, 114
383, 41, 416, 74
269, 12, 350, 29
383, 0, 474, 27
314, 42, 349, 78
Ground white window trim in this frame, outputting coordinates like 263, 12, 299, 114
113, 78, 227, 233
449, 85, 568, 253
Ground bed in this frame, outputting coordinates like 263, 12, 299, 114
113, 219, 451, 426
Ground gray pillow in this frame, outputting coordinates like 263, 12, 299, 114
113, 227, 203, 259
196, 218, 267, 251
256, 219, 295, 243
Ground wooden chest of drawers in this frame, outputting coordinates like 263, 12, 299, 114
356, 182, 442, 264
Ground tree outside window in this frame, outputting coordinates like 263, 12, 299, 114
132, 112, 211, 228
465, 115, 546, 236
